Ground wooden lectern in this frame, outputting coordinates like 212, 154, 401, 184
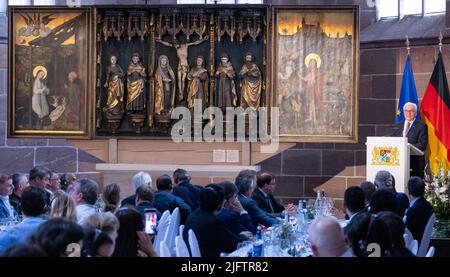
366, 137, 424, 193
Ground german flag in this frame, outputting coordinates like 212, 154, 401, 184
420, 52, 450, 172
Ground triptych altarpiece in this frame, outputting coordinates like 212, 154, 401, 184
8, 4, 359, 143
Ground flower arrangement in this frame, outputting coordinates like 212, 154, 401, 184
424, 164, 450, 219
277, 223, 295, 249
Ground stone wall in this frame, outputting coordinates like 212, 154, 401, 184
0, 0, 446, 205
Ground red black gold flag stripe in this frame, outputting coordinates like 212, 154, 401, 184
420, 53, 450, 172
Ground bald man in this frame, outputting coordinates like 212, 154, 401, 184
308, 217, 353, 257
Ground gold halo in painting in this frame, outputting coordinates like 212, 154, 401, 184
304, 53, 322, 68
33, 65, 47, 79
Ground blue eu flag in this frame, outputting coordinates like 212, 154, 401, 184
397, 55, 420, 122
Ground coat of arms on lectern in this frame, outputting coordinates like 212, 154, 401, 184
371, 146, 400, 166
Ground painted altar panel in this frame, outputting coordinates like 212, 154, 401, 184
274, 7, 359, 143
8, 7, 91, 137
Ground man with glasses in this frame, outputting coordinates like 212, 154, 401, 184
46, 171, 61, 197
391, 102, 428, 178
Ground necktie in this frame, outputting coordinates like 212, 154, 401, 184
403, 121, 411, 137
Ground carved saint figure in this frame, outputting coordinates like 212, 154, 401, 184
126, 53, 146, 114
32, 66, 50, 128
154, 55, 176, 116
239, 52, 262, 110
187, 56, 209, 111
215, 53, 237, 110
156, 36, 209, 101
104, 55, 125, 116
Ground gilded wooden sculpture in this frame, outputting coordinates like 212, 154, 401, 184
154, 54, 176, 122
187, 56, 209, 111
239, 52, 262, 110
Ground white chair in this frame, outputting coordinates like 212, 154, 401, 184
175, 236, 191, 257
153, 210, 171, 255
159, 241, 172, 257
179, 224, 184, 236
403, 233, 412, 249
425, 246, 435, 257
188, 229, 201, 257
417, 213, 436, 257
408, 239, 419, 255
164, 208, 180, 256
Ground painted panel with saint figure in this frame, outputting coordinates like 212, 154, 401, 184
275, 8, 358, 142
9, 9, 90, 137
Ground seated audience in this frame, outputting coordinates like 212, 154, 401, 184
405, 176, 434, 245
183, 185, 241, 257
10, 173, 29, 216
359, 181, 376, 211
308, 216, 353, 257
374, 170, 409, 217
2, 244, 47, 257
103, 183, 121, 213
252, 173, 295, 217
29, 217, 84, 257
378, 211, 416, 257
369, 189, 398, 214
236, 170, 279, 228
153, 174, 191, 224
0, 174, 15, 219
113, 206, 157, 257
172, 168, 201, 211
60, 173, 76, 192
135, 186, 161, 220
50, 190, 78, 222
82, 226, 115, 257
217, 181, 255, 236
68, 178, 99, 225
346, 212, 392, 257
344, 186, 365, 223
29, 166, 51, 208
0, 186, 47, 255
121, 171, 152, 207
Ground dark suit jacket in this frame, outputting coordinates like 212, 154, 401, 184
395, 192, 410, 217
153, 190, 192, 224
121, 194, 136, 207
172, 182, 201, 211
9, 194, 21, 216
251, 189, 284, 216
217, 207, 256, 235
183, 209, 239, 257
405, 196, 434, 245
392, 120, 428, 178
238, 194, 280, 228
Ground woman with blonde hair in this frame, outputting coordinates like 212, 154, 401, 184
84, 212, 120, 242
49, 190, 77, 222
